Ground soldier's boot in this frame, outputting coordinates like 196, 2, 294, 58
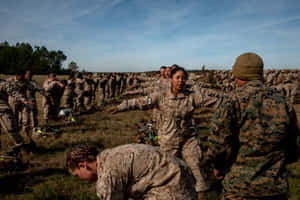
198, 192, 209, 200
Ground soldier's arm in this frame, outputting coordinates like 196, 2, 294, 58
193, 85, 223, 108
117, 91, 159, 111
206, 96, 237, 171
27, 80, 49, 97
96, 170, 125, 200
5, 82, 27, 103
285, 103, 300, 164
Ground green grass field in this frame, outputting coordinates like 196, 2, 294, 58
0, 75, 299, 200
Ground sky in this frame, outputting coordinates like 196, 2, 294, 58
0, 0, 300, 72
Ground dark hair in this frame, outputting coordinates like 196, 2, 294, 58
170, 66, 188, 79
66, 145, 99, 170
16, 69, 26, 76
160, 66, 167, 69
87, 72, 93, 76
171, 64, 180, 69
48, 72, 56, 78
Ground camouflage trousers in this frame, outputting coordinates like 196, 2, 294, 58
42, 99, 60, 121
84, 91, 93, 106
61, 94, 74, 109
159, 136, 209, 192
74, 90, 85, 111
97, 88, 105, 104
20, 102, 39, 132
0, 109, 24, 150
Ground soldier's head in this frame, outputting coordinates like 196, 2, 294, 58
25, 70, 32, 80
48, 73, 56, 81
232, 52, 264, 87
165, 67, 172, 78
87, 72, 93, 79
170, 67, 188, 92
171, 64, 179, 70
66, 145, 99, 182
15, 69, 25, 81
76, 72, 83, 79
160, 66, 166, 77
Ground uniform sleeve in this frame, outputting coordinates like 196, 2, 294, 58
27, 80, 49, 97
285, 102, 300, 164
192, 85, 223, 108
5, 82, 27, 103
96, 170, 125, 200
117, 91, 159, 111
206, 96, 237, 170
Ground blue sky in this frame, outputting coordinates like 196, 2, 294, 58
1, 0, 300, 72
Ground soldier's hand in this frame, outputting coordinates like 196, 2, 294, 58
107, 106, 119, 114
213, 168, 224, 180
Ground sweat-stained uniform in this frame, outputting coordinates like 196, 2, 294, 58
0, 80, 26, 149
206, 80, 300, 200
96, 144, 197, 200
117, 86, 221, 192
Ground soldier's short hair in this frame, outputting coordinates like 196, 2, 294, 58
66, 145, 99, 170
160, 66, 167, 69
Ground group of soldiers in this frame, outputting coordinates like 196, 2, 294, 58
66, 53, 300, 200
0, 56, 300, 199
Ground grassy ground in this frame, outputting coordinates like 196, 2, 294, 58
0, 75, 299, 200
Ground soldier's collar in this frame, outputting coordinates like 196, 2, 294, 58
167, 88, 186, 99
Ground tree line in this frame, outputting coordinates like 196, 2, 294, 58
0, 41, 71, 74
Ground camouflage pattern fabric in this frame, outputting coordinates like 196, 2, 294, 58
96, 144, 197, 200
206, 80, 300, 198
117, 86, 222, 192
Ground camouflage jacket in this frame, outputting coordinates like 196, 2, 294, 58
0, 80, 26, 111
63, 79, 76, 96
118, 86, 221, 147
25, 79, 48, 101
206, 80, 300, 197
84, 78, 96, 92
96, 144, 196, 200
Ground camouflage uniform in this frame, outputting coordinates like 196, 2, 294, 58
74, 78, 86, 111
0, 80, 26, 149
84, 78, 96, 107
97, 77, 107, 105
6, 77, 27, 128
108, 75, 116, 99
206, 80, 300, 199
24, 79, 48, 129
61, 79, 76, 109
43, 79, 62, 122
96, 144, 197, 200
117, 86, 221, 192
